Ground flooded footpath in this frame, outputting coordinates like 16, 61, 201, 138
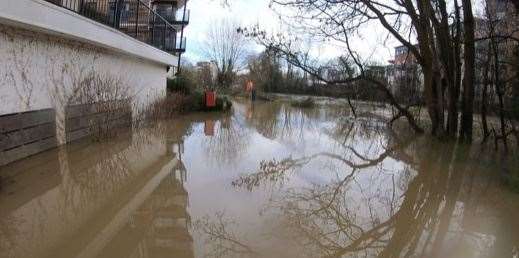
1, 99, 519, 258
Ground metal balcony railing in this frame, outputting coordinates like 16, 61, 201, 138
44, 0, 186, 55
174, 37, 187, 53
155, 9, 190, 25
182, 9, 190, 24
174, 9, 190, 25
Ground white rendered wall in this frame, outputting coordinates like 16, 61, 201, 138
0, 25, 167, 144
0, 25, 167, 114
0, 0, 180, 145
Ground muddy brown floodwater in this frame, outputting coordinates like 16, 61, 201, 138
1, 99, 519, 258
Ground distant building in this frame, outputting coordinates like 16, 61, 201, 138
487, 0, 517, 19
387, 45, 423, 104
365, 65, 389, 81
473, 0, 518, 102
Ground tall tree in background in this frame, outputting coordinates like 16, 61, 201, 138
241, 0, 483, 139
460, 0, 476, 141
203, 19, 248, 89
225, 0, 519, 145
247, 52, 283, 92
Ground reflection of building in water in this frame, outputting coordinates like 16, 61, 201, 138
0, 124, 194, 258
92, 123, 194, 258
97, 159, 193, 258
168, 130, 185, 160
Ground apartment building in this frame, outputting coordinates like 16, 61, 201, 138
387, 45, 423, 103
0, 0, 190, 164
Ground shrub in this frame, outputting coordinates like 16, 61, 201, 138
167, 75, 192, 95
184, 91, 205, 112
215, 95, 233, 111
146, 92, 191, 120
145, 91, 233, 120
187, 91, 232, 112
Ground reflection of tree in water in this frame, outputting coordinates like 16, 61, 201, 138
233, 123, 519, 257
245, 101, 283, 140
233, 121, 414, 192
245, 101, 324, 141
231, 156, 311, 191
194, 211, 257, 258
246, 101, 390, 152
204, 113, 251, 167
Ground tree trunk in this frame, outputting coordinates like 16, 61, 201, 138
433, 65, 445, 135
415, 0, 442, 136
460, 0, 476, 141
481, 47, 491, 141
493, 42, 508, 151
447, 0, 462, 138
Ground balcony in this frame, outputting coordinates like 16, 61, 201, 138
43, 0, 186, 55
173, 37, 187, 53
154, 8, 190, 26
149, 24, 186, 54
170, 9, 190, 26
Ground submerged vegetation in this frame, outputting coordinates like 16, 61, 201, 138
147, 91, 232, 120
162, 76, 232, 114
290, 97, 315, 108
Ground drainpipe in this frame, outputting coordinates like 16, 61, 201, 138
177, 0, 188, 75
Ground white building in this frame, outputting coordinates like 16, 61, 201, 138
0, 0, 190, 113
386, 45, 423, 104
0, 0, 189, 164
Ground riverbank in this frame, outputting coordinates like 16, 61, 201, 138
261, 93, 518, 147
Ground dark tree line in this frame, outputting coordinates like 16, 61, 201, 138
247, 52, 389, 101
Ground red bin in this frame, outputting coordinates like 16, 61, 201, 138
205, 91, 216, 108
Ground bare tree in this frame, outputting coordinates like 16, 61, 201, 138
203, 19, 249, 89
239, 0, 484, 140
240, 25, 424, 133
199, 63, 216, 90
194, 211, 257, 257
474, 0, 519, 149
460, 0, 476, 141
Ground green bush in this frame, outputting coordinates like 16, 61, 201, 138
179, 91, 232, 112
167, 76, 192, 95
215, 95, 232, 111
184, 91, 205, 112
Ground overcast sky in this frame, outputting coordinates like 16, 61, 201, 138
183, 0, 399, 65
